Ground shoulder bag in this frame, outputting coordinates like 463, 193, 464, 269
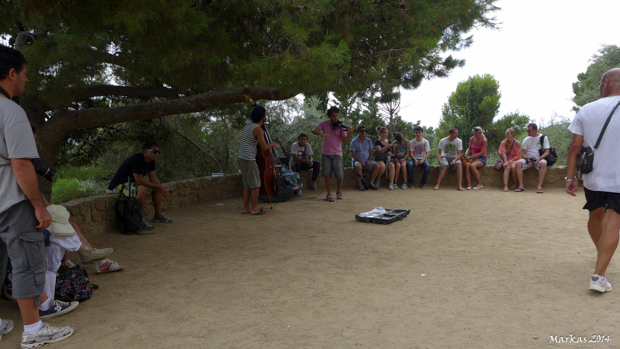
494, 140, 516, 170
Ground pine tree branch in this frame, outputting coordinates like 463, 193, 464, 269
50, 88, 300, 133
57, 84, 180, 108
160, 118, 223, 172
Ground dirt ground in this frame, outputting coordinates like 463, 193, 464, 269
1, 186, 619, 348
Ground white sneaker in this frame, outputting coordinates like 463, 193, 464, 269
78, 246, 113, 264
0, 319, 14, 342
401, 183, 407, 189
21, 322, 75, 349
589, 275, 612, 293
388, 183, 394, 190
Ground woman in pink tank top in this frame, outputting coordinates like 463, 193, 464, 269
463, 126, 487, 190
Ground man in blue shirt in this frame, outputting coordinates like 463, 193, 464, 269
350, 125, 381, 190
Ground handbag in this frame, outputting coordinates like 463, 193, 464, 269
493, 139, 517, 170
578, 98, 620, 176
537, 135, 558, 166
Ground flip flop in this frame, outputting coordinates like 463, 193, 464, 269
473, 185, 484, 190
503, 185, 509, 192
537, 188, 544, 194
251, 208, 267, 215
241, 211, 251, 214
457, 188, 465, 191
465, 186, 472, 190
515, 187, 525, 192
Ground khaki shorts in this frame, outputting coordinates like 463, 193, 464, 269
238, 158, 261, 189
116, 184, 153, 198
0, 200, 46, 299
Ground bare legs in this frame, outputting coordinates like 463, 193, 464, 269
17, 292, 48, 325
370, 163, 381, 183
465, 160, 484, 187
434, 163, 463, 190
394, 161, 407, 185
324, 177, 343, 195
243, 187, 260, 214
514, 160, 547, 191
136, 185, 163, 216
514, 161, 525, 190
537, 161, 547, 191
594, 209, 620, 277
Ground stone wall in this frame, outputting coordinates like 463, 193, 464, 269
63, 166, 572, 238
63, 174, 242, 241
299, 165, 572, 191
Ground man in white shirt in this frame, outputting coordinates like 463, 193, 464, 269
513, 123, 550, 193
434, 128, 464, 191
406, 126, 431, 189
566, 68, 620, 293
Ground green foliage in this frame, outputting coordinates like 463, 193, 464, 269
485, 110, 530, 151
2, 0, 498, 108
573, 45, 620, 112
437, 74, 501, 141
50, 166, 109, 204
538, 116, 573, 166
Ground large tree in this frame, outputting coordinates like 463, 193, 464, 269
572, 45, 620, 112
1, 0, 498, 172
437, 73, 500, 142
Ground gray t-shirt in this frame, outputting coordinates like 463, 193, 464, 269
0, 98, 39, 214
438, 137, 463, 158
289, 142, 314, 168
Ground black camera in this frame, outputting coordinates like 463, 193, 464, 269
32, 158, 56, 182
527, 157, 538, 164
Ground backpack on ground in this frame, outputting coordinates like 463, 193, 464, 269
55, 265, 98, 302
115, 179, 143, 234
281, 167, 302, 195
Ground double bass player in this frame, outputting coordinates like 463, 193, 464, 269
237, 106, 281, 215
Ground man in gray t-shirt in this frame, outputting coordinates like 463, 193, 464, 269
0, 46, 74, 345
289, 132, 320, 190
435, 128, 464, 191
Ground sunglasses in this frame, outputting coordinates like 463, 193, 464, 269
147, 149, 161, 154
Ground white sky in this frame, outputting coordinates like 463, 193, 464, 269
399, 0, 620, 128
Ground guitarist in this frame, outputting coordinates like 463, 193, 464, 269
237, 106, 281, 215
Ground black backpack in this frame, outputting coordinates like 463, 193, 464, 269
538, 135, 558, 166
115, 180, 143, 234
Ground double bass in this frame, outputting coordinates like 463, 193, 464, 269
255, 118, 282, 198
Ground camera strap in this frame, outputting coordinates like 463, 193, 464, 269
0, 86, 10, 99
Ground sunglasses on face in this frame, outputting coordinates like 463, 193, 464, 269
147, 149, 161, 154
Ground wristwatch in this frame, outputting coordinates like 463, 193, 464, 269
564, 176, 577, 182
